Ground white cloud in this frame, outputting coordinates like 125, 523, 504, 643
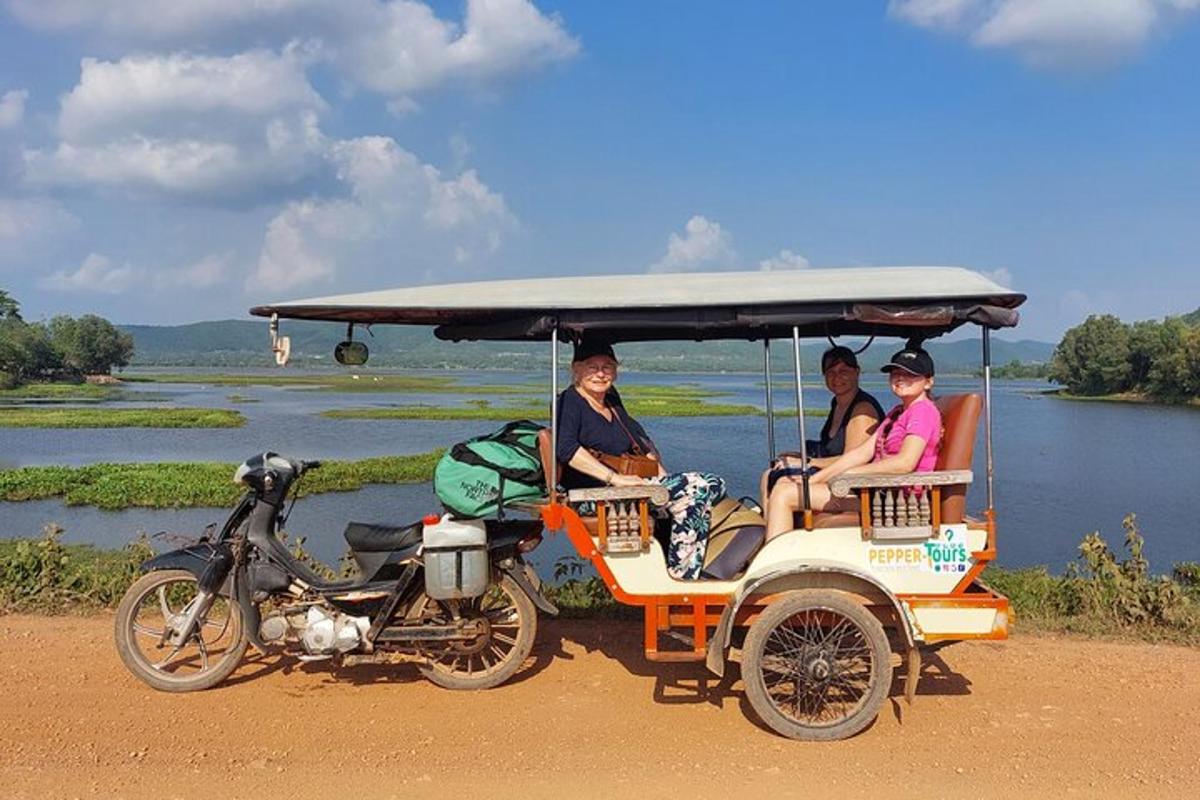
40, 253, 137, 293
25, 51, 327, 197
57, 51, 324, 143
252, 136, 514, 291
889, 0, 1200, 70
758, 249, 811, 271
5, 1, 580, 103
0, 90, 28, 129
154, 253, 232, 290
0, 197, 78, 243
648, 215, 736, 274
38, 251, 234, 294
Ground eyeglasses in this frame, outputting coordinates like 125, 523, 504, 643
580, 362, 617, 375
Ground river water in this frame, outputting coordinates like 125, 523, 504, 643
1, 369, 1197, 574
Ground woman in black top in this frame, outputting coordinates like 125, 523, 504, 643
759, 345, 884, 506
556, 339, 726, 580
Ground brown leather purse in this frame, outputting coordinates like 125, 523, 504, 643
593, 451, 661, 479
591, 398, 662, 479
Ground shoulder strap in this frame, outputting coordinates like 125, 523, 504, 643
606, 399, 646, 455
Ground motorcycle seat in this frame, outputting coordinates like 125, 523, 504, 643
344, 521, 423, 553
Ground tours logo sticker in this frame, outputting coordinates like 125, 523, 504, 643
867, 528, 970, 572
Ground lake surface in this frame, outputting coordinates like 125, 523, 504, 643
2, 369, 1197, 574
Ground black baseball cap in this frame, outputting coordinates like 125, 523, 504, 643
821, 346, 859, 372
881, 347, 935, 377
572, 338, 618, 363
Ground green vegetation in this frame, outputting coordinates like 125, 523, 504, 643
985, 515, 1200, 644
125, 372, 540, 394
987, 359, 1052, 380
0, 407, 245, 428
226, 393, 260, 404
0, 526, 154, 613
0, 451, 441, 510
323, 396, 766, 420
0, 381, 117, 401
0, 290, 134, 388
6, 514, 1198, 644
1051, 312, 1200, 402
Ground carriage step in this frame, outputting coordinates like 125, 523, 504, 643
645, 650, 706, 663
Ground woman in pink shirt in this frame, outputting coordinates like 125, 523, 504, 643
765, 346, 942, 540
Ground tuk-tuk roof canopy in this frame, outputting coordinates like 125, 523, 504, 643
250, 266, 1024, 343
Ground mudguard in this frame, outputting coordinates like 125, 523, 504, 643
704, 560, 917, 677
141, 543, 235, 595
503, 561, 559, 616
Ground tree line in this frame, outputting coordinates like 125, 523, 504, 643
1050, 312, 1200, 401
0, 289, 134, 388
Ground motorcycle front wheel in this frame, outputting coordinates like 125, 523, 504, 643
114, 569, 248, 693
417, 574, 536, 691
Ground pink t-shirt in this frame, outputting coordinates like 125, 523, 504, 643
874, 398, 942, 473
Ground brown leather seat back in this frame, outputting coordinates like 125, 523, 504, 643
933, 393, 982, 524
536, 428, 558, 492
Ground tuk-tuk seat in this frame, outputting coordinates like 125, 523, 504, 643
806, 392, 982, 529
536, 428, 647, 546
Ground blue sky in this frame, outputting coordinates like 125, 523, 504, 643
1, 0, 1198, 342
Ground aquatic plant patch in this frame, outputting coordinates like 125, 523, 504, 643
0, 407, 245, 428
0, 451, 443, 510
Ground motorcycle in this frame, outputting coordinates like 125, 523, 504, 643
114, 452, 555, 692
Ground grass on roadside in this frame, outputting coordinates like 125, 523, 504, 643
5, 515, 1199, 645
985, 515, 1200, 645
0, 451, 442, 510
0, 407, 245, 428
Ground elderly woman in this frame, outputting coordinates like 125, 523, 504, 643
759, 345, 884, 507
556, 339, 726, 580
764, 346, 942, 540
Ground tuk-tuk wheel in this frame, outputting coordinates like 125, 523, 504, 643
742, 589, 892, 741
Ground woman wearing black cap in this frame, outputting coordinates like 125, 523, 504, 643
759, 345, 884, 507
556, 339, 726, 580
764, 346, 942, 540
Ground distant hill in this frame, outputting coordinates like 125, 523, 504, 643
119, 319, 1055, 374
1181, 307, 1200, 326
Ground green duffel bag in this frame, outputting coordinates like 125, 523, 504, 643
434, 420, 547, 518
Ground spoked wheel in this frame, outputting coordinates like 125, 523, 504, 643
417, 574, 536, 690
114, 569, 247, 693
742, 589, 892, 741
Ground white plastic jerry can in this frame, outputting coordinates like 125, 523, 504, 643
421, 514, 489, 600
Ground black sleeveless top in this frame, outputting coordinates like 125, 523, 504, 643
815, 389, 885, 458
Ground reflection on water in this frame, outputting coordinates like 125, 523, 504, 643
2, 370, 1198, 573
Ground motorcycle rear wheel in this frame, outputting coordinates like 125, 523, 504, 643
114, 569, 248, 693
417, 574, 536, 690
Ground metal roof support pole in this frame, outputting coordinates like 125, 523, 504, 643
763, 338, 776, 461
792, 326, 812, 529
549, 323, 559, 499
982, 327, 994, 512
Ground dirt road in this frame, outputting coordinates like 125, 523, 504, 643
1, 614, 1197, 800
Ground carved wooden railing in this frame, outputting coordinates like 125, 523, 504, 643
567, 485, 670, 553
828, 470, 973, 540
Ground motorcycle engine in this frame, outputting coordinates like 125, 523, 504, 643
259, 606, 370, 655
301, 607, 370, 655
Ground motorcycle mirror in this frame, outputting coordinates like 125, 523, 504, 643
335, 340, 369, 366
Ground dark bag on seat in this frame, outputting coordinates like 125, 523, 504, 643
701, 497, 766, 580
434, 420, 546, 518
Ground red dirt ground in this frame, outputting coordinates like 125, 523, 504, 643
1, 614, 1197, 800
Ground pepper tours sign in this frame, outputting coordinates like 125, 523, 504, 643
866, 528, 971, 573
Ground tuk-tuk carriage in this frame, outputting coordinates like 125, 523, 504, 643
252, 266, 1024, 740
